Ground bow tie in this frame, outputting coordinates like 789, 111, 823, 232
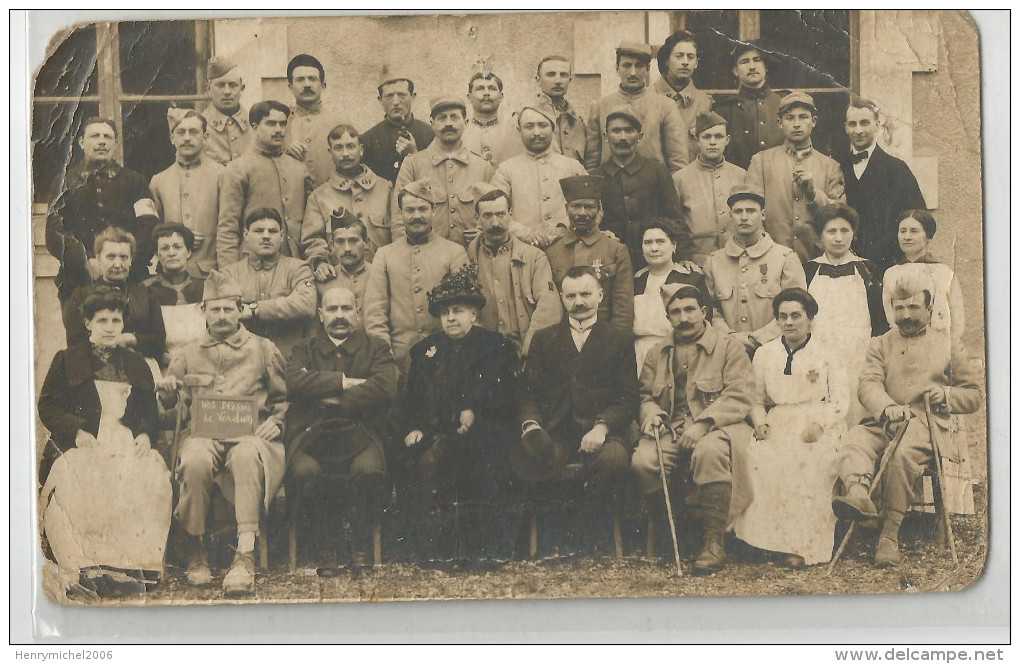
850, 150, 869, 164
817, 262, 857, 279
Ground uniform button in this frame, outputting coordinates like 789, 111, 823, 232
741, 267, 748, 272
183, 193, 189, 199
794, 196, 800, 202
794, 216, 799, 221
450, 208, 456, 213
355, 197, 363, 202
305, 138, 311, 143
97, 202, 104, 208
740, 316, 747, 322
96, 187, 102, 193
283, 197, 288, 202
185, 173, 190, 178
233, 153, 240, 158
543, 195, 550, 201
740, 298, 747, 304
417, 307, 423, 313
281, 178, 287, 184
760, 141, 766, 146
414, 286, 421, 293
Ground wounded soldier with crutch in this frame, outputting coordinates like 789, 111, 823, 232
831, 272, 982, 568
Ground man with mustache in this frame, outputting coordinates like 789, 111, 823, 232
831, 272, 982, 568
364, 179, 469, 375
490, 100, 586, 248
673, 111, 748, 266
149, 108, 224, 277
62, 226, 166, 362
220, 207, 317, 358
746, 92, 845, 262
594, 106, 687, 271
312, 209, 372, 315
653, 30, 714, 163
544, 175, 634, 335
584, 42, 688, 174
284, 285, 398, 569
361, 67, 435, 184
284, 54, 344, 188
533, 55, 586, 164
45, 117, 160, 302
462, 70, 523, 167
217, 100, 314, 267
162, 270, 288, 596
464, 185, 561, 357
200, 56, 252, 166
631, 283, 754, 574
702, 185, 806, 354
302, 124, 392, 282
391, 96, 494, 246
713, 42, 785, 170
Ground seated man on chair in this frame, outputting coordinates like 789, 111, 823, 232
831, 272, 982, 568
160, 270, 288, 596
284, 285, 398, 568
631, 283, 754, 574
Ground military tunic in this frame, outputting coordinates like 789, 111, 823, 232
149, 157, 224, 276
712, 85, 785, 170
490, 149, 587, 244
286, 100, 346, 187
544, 228, 635, 335
391, 143, 495, 246
537, 94, 587, 164
462, 115, 523, 167
216, 146, 314, 266
702, 232, 807, 346
673, 157, 748, 265
584, 86, 689, 173
360, 115, 435, 184
302, 166, 392, 268
652, 77, 714, 163
315, 260, 371, 315
201, 105, 253, 166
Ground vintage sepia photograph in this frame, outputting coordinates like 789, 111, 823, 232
27, 9, 988, 609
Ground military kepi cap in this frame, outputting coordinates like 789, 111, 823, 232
778, 91, 817, 116
203, 270, 243, 302
560, 175, 605, 202
430, 95, 467, 117
694, 110, 728, 137
726, 183, 766, 208
207, 55, 238, 80
616, 41, 653, 62
605, 105, 643, 131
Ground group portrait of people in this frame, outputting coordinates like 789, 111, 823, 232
37, 29, 983, 600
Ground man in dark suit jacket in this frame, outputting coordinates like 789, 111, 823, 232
516, 266, 638, 551
842, 98, 926, 270
284, 285, 398, 566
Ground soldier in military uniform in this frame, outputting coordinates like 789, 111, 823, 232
702, 185, 806, 354
313, 209, 373, 315
713, 42, 785, 170
201, 56, 252, 167
391, 95, 495, 246
544, 175, 635, 335
284, 54, 345, 188
462, 70, 523, 168
360, 67, 436, 184
533, 55, 587, 164
46, 117, 159, 301
653, 30, 714, 163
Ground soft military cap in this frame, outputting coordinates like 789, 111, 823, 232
694, 110, 729, 137
616, 41, 653, 62
778, 91, 817, 116
519, 96, 558, 125
202, 270, 243, 302
429, 95, 467, 117
378, 64, 413, 90
888, 268, 935, 303
726, 183, 766, 208
166, 107, 191, 132
401, 178, 439, 205
660, 283, 704, 310
207, 55, 238, 80
605, 105, 643, 132
560, 175, 605, 202
329, 207, 360, 232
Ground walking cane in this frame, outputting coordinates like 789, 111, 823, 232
826, 417, 910, 576
168, 384, 185, 472
654, 425, 683, 576
924, 400, 959, 566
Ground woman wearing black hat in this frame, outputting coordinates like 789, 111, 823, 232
400, 262, 520, 564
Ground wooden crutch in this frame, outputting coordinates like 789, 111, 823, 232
924, 400, 959, 566
654, 426, 683, 576
826, 417, 910, 576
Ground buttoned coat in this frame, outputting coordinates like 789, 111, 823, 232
216, 147, 314, 266
286, 101, 347, 187
519, 319, 638, 442
63, 280, 167, 361
702, 233, 806, 345
638, 324, 754, 443
284, 328, 398, 464
362, 233, 469, 371
315, 261, 371, 314
536, 94, 587, 164
673, 157, 748, 265
462, 116, 524, 167
149, 158, 224, 276
466, 236, 562, 356
201, 105, 253, 166
653, 77, 714, 163
712, 86, 786, 170
360, 115, 435, 184
391, 143, 495, 245
220, 255, 317, 357
585, 87, 688, 173
491, 149, 587, 243
746, 143, 845, 262
544, 229, 635, 335
302, 166, 392, 267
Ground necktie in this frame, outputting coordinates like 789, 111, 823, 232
817, 262, 857, 279
850, 150, 869, 164
781, 334, 811, 375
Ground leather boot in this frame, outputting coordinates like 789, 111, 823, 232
832, 476, 879, 521
874, 536, 901, 568
182, 534, 212, 587
223, 550, 256, 596
692, 482, 730, 575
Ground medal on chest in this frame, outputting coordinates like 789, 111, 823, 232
592, 258, 603, 280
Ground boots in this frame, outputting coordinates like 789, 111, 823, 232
692, 482, 730, 576
223, 549, 256, 596
874, 511, 904, 568
181, 534, 212, 587
832, 475, 879, 521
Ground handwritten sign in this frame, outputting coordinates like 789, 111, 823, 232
191, 395, 258, 440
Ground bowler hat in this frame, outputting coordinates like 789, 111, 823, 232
427, 263, 486, 317
726, 183, 766, 209
509, 427, 568, 482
